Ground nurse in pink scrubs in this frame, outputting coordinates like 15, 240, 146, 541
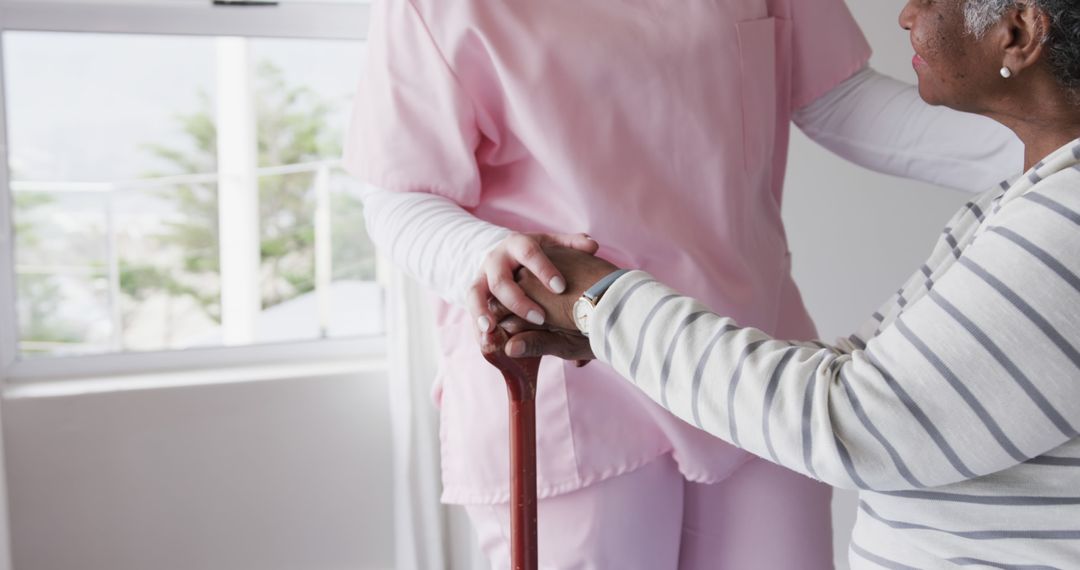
344, 0, 1021, 566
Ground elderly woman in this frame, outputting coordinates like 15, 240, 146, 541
495, 0, 1080, 567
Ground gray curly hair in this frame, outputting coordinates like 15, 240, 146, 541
964, 0, 1080, 91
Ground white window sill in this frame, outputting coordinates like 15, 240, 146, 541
3, 336, 387, 399
4, 357, 386, 399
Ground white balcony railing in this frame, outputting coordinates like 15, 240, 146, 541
11, 159, 341, 353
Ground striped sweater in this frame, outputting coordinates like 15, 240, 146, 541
587, 140, 1080, 569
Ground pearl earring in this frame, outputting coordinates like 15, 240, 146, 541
1000, 66, 1013, 79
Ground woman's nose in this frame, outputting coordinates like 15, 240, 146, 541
899, 1, 916, 31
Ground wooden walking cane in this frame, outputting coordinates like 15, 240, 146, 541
483, 340, 541, 570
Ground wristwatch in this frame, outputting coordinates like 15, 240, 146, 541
572, 269, 630, 336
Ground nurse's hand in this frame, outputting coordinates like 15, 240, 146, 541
471, 232, 598, 349
482, 245, 617, 361
511, 245, 620, 331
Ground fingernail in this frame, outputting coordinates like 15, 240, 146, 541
526, 310, 545, 325
549, 276, 566, 294
478, 316, 491, 333
506, 340, 525, 357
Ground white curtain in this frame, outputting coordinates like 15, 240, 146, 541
382, 263, 485, 569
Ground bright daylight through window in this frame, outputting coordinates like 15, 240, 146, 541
3, 30, 382, 360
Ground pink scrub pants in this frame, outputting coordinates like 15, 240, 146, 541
466, 454, 833, 569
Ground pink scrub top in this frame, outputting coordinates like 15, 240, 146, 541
344, 0, 871, 504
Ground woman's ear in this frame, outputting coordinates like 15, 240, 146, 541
1001, 3, 1052, 76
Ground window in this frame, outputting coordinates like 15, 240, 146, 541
0, 0, 379, 374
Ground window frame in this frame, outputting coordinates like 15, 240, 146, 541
0, 44, 15, 376
0, 0, 369, 40
0, 0, 381, 383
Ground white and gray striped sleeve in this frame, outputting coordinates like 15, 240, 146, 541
588, 186, 1080, 491
360, 184, 510, 306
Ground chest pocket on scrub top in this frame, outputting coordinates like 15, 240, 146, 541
735, 17, 779, 180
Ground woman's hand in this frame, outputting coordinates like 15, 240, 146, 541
496, 315, 595, 362
471, 232, 598, 349
483, 245, 620, 361
510, 245, 621, 331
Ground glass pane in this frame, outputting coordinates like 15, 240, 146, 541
4, 31, 381, 359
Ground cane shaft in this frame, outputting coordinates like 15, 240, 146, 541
483, 350, 541, 570
508, 397, 538, 570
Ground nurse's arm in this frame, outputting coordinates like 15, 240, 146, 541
358, 184, 594, 346
794, 66, 1024, 193
358, 184, 508, 307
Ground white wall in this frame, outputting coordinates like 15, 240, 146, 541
784, 2, 981, 567
1, 367, 396, 570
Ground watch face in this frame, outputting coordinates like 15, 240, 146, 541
573, 298, 592, 334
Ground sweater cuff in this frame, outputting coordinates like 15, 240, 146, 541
587, 269, 660, 363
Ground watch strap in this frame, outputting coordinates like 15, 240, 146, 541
583, 269, 630, 304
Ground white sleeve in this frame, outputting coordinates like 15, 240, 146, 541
793, 66, 1024, 193
359, 185, 510, 306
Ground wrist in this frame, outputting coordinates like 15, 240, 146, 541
572, 268, 629, 335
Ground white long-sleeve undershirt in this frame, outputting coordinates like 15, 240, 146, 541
358, 185, 510, 306
791, 66, 1021, 192
358, 67, 1023, 306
